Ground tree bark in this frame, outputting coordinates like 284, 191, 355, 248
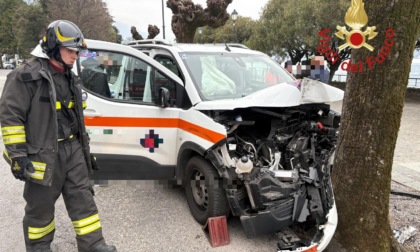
131, 26, 143, 40
331, 1, 420, 251
147, 25, 160, 39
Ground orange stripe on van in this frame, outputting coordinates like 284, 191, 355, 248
84, 117, 225, 143
178, 119, 225, 143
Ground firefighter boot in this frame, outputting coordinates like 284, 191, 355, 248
91, 243, 117, 252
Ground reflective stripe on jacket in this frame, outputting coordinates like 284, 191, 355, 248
0, 58, 93, 186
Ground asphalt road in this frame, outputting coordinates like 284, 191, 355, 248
0, 69, 419, 252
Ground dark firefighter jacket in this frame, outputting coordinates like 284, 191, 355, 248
0, 58, 93, 186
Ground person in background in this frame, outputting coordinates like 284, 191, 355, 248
81, 57, 112, 98
0, 20, 117, 252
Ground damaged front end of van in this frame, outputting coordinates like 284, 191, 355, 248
191, 79, 342, 251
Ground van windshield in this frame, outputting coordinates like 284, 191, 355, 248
180, 52, 295, 100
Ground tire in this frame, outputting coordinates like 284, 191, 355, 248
184, 156, 230, 225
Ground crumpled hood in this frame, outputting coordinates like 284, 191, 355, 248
300, 78, 344, 104
194, 78, 344, 110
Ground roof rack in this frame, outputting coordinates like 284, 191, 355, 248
203, 43, 249, 49
125, 39, 173, 46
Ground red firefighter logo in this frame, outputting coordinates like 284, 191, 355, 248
335, 0, 378, 51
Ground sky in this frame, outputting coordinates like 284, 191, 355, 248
105, 0, 269, 43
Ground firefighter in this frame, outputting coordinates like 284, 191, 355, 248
0, 20, 117, 252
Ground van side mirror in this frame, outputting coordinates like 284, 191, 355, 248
158, 87, 170, 108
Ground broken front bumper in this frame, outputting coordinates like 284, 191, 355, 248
237, 200, 337, 251
276, 204, 338, 252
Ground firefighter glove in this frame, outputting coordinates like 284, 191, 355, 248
11, 157, 35, 181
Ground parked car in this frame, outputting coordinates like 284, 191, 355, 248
43, 39, 342, 251
2, 61, 15, 69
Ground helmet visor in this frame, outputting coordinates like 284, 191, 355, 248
65, 46, 79, 52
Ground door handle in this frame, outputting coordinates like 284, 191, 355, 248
84, 109, 103, 118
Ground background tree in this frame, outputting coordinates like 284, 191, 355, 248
0, 0, 25, 63
34, 0, 48, 14
167, 0, 232, 43
15, 3, 48, 59
330, 0, 420, 251
214, 16, 257, 44
112, 25, 123, 44
1, 0, 121, 61
247, 0, 349, 80
192, 17, 257, 44
131, 26, 143, 40
129, 24, 160, 41
325, 42, 351, 83
192, 26, 216, 43
45, 0, 117, 42
147, 25, 160, 39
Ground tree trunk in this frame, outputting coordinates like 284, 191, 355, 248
331, 1, 420, 251
327, 45, 351, 83
147, 25, 160, 39
328, 59, 341, 83
288, 49, 306, 64
167, 0, 232, 43
328, 56, 346, 83
170, 14, 197, 43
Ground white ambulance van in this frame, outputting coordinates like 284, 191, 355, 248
75, 39, 343, 252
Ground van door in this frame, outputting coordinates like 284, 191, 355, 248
78, 48, 181, 180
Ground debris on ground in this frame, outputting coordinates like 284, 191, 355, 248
393, 226, 418, 244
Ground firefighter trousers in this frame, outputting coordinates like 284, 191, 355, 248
23, 137, 105, 252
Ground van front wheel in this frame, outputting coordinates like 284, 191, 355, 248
184, 156, 230, 225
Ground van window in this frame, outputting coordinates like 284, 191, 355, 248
78, 50, 177, 105
181, 52, 294, 100
155, 56, 180, 77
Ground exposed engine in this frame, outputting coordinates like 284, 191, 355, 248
205, 104, 340, 248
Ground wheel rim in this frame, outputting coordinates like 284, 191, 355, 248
191, 169, 208, 210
